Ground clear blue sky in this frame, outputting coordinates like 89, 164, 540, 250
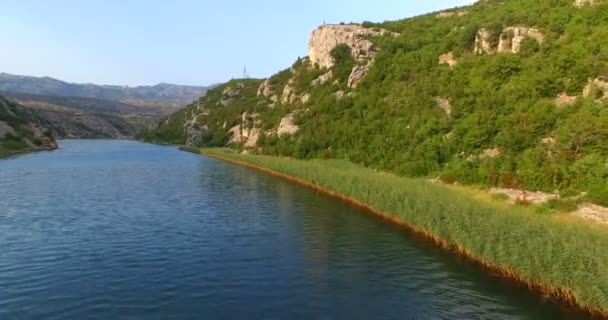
0, 0, 473, 87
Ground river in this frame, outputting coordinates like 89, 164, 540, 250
0, 140, 583, 319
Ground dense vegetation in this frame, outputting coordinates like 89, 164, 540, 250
146, 0, 608, 206
200, 148, 608, 315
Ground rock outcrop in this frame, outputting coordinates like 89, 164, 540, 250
574, 0, 602, 6
497, 27, 544, 53
434, 97, 453, 115
218, 83, 244, 107
228, 112, 262, 147
312, 71, 333, 86
474, 29, 494, 54
281, 78, 298, 104
555, 92, 578, 107
348, 63, 372, 88
436, 11, 468, 18
438, 52, 458, 67
583, 77, 608, 100
277, 113, 299, 137
475, 27, 543, 54
257, 79, 275, 98
184, 120, 209, 146
309, 24, 388, 69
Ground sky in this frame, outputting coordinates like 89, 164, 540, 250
0, 0, 474, 87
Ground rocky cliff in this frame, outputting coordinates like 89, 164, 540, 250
0, 96, 57, 156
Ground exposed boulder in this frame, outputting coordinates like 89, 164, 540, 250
333, 91, 345, 100
308, 24, 391, 69
555, 92, 578, 107
434, 97, 453, 115
301, 93, 311, 104
438, 52, 458, 67
482, 147, 501, 159
278, 113, 299, 137
542, 137, 556, 145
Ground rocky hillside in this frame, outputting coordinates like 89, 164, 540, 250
145, 0, 608, 206
0, 73, 210, 104
0, 96, 57, 156
1, 92, 143, 139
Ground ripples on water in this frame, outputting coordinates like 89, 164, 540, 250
0, 140, 586, 319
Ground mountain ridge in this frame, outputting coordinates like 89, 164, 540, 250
0, 72, 211, 104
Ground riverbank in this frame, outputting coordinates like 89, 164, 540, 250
0, 144, 57, 158
192, 147, 608, 318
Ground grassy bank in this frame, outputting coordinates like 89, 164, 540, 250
196, 147, 608, 317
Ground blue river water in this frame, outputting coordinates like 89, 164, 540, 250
0, 140, 586, 319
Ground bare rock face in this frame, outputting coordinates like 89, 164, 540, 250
438, 52, 458, 67
348, 61, 376, 88
281, 78, 298, 104
474, 29, 494, 54
574, 0, 602, 6
475, 27, 544, 54
312, 71, 333, 86
228, 112, 262, 147
301, 93, 311, 104
257, 79, 274, 97
218, 83, 244, 107
308, 24, 389, 69
583, 77, 608, 100
497, 27, 544, 53
185, 121, 209, 147
436, 11, 468, 18
277, 113, 299, 137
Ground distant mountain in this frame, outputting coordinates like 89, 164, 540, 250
0, 73, 210, 104
2, 91, 176, 118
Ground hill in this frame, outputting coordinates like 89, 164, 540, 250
0, 96, 57, 156
143, 0, 608, 206
0, 73, 210, 104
